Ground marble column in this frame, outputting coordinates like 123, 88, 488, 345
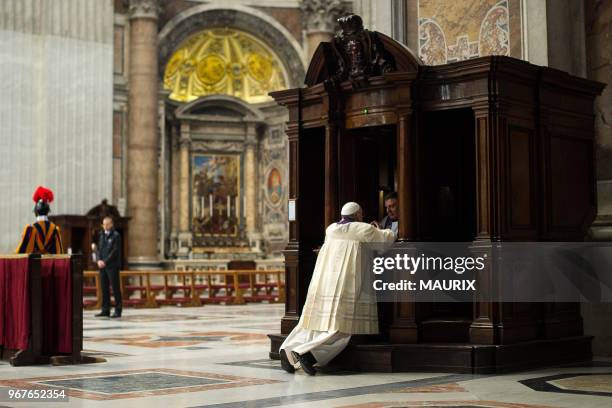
244, 125, 258, 240
170, 125, 180, 256
177, 124, 192, 257
301, 0, 346, 61
127, 0, 160, 267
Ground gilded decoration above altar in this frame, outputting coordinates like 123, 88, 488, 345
163, 28, 289, 103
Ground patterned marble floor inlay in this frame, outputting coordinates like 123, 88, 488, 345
2, 305, 611, 407
385, 383, 468, 394
42, 372, 228, 393
84, 325, 135, 331
339, 402, 557, 408
108, 314, 223, 322
85, 331, 268, 348
551, 374, 612, 393
196, 375, 476, 408
222, 359, 285, 371
0, 369, 281, 400
520, 373, 612, 397
81, 349, 131, 358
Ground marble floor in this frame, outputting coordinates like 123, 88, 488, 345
1, 304, 611, 407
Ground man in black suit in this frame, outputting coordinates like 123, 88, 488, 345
95, 216, 122, 318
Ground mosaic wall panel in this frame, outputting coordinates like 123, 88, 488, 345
259, 125, 289, 253
418, 0, 522, 65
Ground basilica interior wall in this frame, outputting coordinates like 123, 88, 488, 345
258, 107, 290, 255
583, 0, 612, 358
156, 0, 305, 46
545, 0, 587, 77
150, 2, 305, 262
112, 9, 129, 215
250, 6, 303, 46
392, 0, 589, 77
415, 0, 522, 64
0, 0, 114, 252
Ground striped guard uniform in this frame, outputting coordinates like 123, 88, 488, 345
16, 220, 64, 254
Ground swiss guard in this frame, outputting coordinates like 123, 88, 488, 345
16, 186, 64, 254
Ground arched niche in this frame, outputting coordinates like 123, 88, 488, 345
163, 28, 291, 104
167, 93, 290, 259
159, 5, 306, 90
175, 95, 265, 122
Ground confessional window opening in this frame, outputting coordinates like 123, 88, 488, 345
421, 108, 476, 242
71, 227, 86, 255
341, 125, 397, 224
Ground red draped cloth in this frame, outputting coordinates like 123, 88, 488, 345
41, 257, 72, 354
0, 256, 30, 350
0, 256, 72, 355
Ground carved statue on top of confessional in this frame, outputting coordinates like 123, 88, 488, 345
328, 13, 397, 88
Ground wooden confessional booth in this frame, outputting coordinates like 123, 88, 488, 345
50, 200, 130, 270
268, 14, 605, 373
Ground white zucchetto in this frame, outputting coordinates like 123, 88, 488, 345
341, 202, 361, 216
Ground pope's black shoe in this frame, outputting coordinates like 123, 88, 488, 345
279, 349, 295, 373
110, 312, 122, 318
95, 312, 110, 317
292, 351, 317, 375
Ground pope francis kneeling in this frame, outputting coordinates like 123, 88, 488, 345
280, 202, 396, 375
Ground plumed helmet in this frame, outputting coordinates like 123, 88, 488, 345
32, 186, 54, 216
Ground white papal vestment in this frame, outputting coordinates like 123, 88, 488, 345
281, 221, 396, 367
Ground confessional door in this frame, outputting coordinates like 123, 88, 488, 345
417, 108, 477, 342
297, 127, 327, 310
335, 124, 397, 339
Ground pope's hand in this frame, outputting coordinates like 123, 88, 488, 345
97, 260, 106, 269
370, 221, 380, 228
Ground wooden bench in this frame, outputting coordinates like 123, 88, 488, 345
82, 269, 285, 308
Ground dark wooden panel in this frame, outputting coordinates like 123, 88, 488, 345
549, 135, 593, 230
508, 127, 534, 229
419, 109, 476, 241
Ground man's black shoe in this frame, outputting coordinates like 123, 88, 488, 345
95, 312, 110, 317
280, 349, 295, 373
110, 312, 122, 318
292, 351, 317, 375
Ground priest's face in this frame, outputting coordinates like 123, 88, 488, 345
385, 198, 398, 220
